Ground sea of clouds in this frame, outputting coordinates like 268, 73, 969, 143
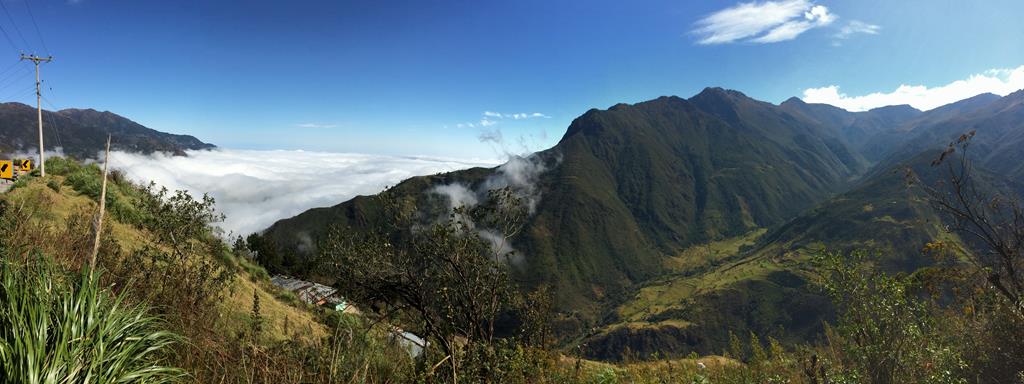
105, 148, 499, 237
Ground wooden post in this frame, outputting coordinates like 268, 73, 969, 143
90, 135, 111, 271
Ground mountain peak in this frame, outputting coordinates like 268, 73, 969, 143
781, 96, 806, 106
868, 104, 919, 113
691, 87, 749, 101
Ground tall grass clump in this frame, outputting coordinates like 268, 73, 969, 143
0, 256, 184, 383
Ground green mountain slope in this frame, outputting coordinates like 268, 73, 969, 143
264, 88, 1024, 360
265, 88, 873, 317
582, 151, 971, 360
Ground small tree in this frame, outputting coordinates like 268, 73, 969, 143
318, 187, 527, 382
911, 132, 1024, 381
815, 250, 967, 384
915, 131, 1024, 315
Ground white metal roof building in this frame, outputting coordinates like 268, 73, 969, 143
271, 275, 344, 308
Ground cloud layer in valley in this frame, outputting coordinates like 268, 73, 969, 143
803, 65, 1024, 111
106, 149, 499, 237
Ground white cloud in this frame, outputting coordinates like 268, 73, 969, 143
477, 111, 550, 120
453, 111, 549, 131
295, 122, 337, 129
105, 149, 499, 237
431, 154, 554, 265
694, 0, 835, 45
834, 20, 880, 40
802, 65, 1024, 111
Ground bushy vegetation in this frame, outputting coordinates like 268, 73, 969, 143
5, 147, 1024, 383
0, 157, 421, 383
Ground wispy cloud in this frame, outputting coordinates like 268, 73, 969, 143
481, 111, 550, 120
478, 128, 503, 144
834, 20, 880, 40
106, 149, 498, 236
802, 65, 1024, 111
693, 0, 836, 45
295, 122, 337, 129
454, 111, 549, 130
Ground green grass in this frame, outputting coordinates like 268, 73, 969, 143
616, 228, 772, 322
663, 228, 766, 273
0, 257, 183, 382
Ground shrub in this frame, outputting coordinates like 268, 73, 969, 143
45, 178, 60, 192
62, 164, 103, 199
814, 250, 968, 384
44, 156, 78, 176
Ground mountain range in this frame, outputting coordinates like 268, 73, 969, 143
262, 87, 1024, 360
0, 102, 214, 159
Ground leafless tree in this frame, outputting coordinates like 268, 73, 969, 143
914, 130, 1024, 315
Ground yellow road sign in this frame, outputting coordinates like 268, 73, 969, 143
0, 160, 11, 179
18, 159, 31, 171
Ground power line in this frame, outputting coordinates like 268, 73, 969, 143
21, 0, 47, 55
0, 21, 20, 52
0, 60, 21, 79
0, 85, 31, 99
0, 66, 31, 92
0, 63, 29, 82
0, 1, 32, 54
0, 63, 28, 85
0, 85, 35, 102
42, 96, 62, 150
0, 83, 33, 99
0, 67, 32, 92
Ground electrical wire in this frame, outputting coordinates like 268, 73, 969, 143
0, 67, 32, 93
42, 96, 62, 150
0, 85, 36, 102
0, 21, 21, 53
0, 1, 32, 54
21, 0, 47, 56
0, 60, 21, 79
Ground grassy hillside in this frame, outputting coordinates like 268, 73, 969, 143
0, 158, 422, 382
5, 162, 323, 338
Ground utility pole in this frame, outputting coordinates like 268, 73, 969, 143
20, 54, 52, 177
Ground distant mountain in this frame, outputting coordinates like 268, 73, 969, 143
263, 87, 1024, 360
581, 94, 1022, 361
780, 92, 1003, 165
868, 90, 1024, 180
266, 87, 872, 316
0, 102, 214, 159
779, 98, 924, 161
580, 153, 953, 361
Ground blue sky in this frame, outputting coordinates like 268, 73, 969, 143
3, 0, 1024, 158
